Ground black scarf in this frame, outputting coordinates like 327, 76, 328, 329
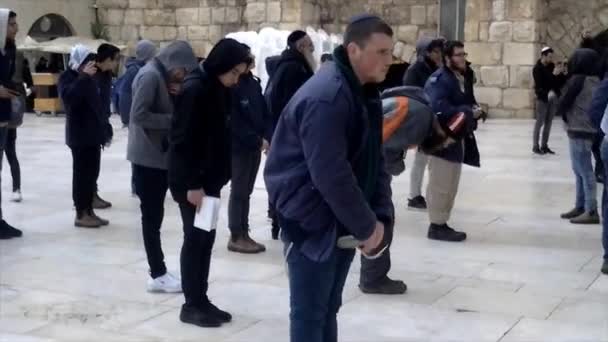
332, 45, 381, 201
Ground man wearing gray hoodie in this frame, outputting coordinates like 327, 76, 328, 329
127, 41, 198, 293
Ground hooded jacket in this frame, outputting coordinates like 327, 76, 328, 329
264, 48, 314, 141
232, 72, 270, 152
59, 45, 108, 148
403, 37, 439, 88
558, 48, 601, 139
117, 40, 157, 125
0, 9, 16, 123
127, 41, 197, 170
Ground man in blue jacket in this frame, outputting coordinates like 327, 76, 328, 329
264, 15, 392, 342
424, 40, 481, 242
118, 40, 157, 126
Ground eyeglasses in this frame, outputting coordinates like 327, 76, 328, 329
453, 52, 468, 58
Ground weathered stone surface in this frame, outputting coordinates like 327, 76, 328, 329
123, 9, 144, 25
128, 0, 158, 8
208, 25, 223, 43
211, 7, 225, 24
479, 21, 489, 41
225, 7, 240, 24
400, 44, 416, 63
503, 42, 538, 65
176, 8, 199, 26
190, 40, 207, 57
164, 26, 177, 40
466, 0, 491, 21
465, 21, 479, 41
503, 88, 533, 109
397, 25, 418, 45
188, 25, 209, 40
475, 87, 502, 107
507, 0, 538, 20
103, 9, 125, 26
177, 26, 188, 40
106, 26, 121, 42
411, 5, 427, 25
466, 42, 502, 65
199, 7, 211, 25
493, 0, 505, 20
489, 107, 515, 118
121, 25, 140, 42
267, 2, 282, 23
302, 2, 317, 23
278, 22, 300, 31
547, 20, 565, 41
245, 3, 266, 23
599, 7, 608, 26
427, 4, 438, 25
509, 65, 533, 88
512, 21, 537, 42
141, 26, 164, 41
282, 2, 300, 22
144, 9, 176, 26
515, 109, 534, 118
489, 21, 512, 42
480, 66, 509, 87
98, 0, 129, 9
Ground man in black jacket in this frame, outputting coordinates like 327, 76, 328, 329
533, 47, 567, 155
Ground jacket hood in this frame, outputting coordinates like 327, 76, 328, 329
0, 9, 9, 52
569, 48, 601, 76
156, 40, 198, 73
136, 40, 157, 62
68, 44, 95, 71
203, 38, 251, 77
278, 48, 312, 73
125, 56, 144, 69
416, 37, 433, 59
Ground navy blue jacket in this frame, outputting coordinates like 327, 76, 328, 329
118, 58, 145, 125
590, 74, 608, 131
232, 73, 270, 152
59, 70, 108, 148
0, 43, 16, 123
264, 62, 393, 262
425, 67, 480, 166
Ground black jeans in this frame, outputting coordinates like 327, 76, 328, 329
5, 128, 20, 191
70, 146, 100, 214
228, 151, 261, 237
177, 197, 217, 308
359, 219, 394, 286
133, 164, 168, 279
0, 126, 8, 219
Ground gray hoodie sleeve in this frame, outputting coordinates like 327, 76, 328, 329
130, 71, 172, 129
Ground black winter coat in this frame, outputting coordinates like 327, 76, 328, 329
232, 72, 270, 151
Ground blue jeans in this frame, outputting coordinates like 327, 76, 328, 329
286, 244, 355, 342
601, 140, 608, 260
569, 138, 597, 212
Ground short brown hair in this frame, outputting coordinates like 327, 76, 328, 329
344, 15, 393, 48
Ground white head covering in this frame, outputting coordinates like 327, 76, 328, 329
69, 44, 93, 71
0, 9, 11, 53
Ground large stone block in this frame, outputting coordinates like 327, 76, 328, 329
411, 5, 427, 25
503, 88, 533, 109
97, 0, 128, 9
106, 26, 121, 42
267, 2, 282, 23
124, 9, 144, 25
465, 21, 479, 41
493, 0, 505, 20
509, 65, 533, 88
503, 42, 538, 65
190, 40, 207, 58
397, 25, 418, 45
466, 0, 491, 21
164, 27, 177, 40
128, 0, 158, 8
282, 2, 301, 23
480, 66, 509, 87
144, 10, 176, 26
427, 5, 438, 25
225, 7, 240, 24
177, 26, 188, 40
507, 0, 539, 20
512, 21, 537, 42
489, 21, 512, 41
208, 25, 223, 43
212, 7, 226, 24
466, 42, 502, 65
302, 2, 317, 23
121, 25, 140, 42
245, 3, 266, 23
547, 20, 566, 41
164, 0, 199, 8
188, 26, 209, 40
515, 109, 534, 118
475, 87, 502, 107
176, 8, 199, 26
199, 7, 211, 25
141, 26, 164, 41
479, 21, 489, 41
489, 107, 515, 118
102, 9, 125, 26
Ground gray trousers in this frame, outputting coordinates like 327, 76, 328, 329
427, 155, 462, 225
409, 149, 428, 198
533, 97, 557, 148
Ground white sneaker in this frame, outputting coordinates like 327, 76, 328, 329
11, 190, 22, 203
146, 272, 182, 293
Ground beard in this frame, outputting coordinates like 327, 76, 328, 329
303, 50, 317, 71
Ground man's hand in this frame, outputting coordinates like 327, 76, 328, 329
168, 83, 181, 95
187, 188, 206, 208
0, 86, 18, 99
262, 139, 270, 153
360, 221, 385, 255
82, 62, 97, 77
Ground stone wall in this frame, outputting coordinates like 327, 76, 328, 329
319, 0, 439, 63
543, 0, 608, 59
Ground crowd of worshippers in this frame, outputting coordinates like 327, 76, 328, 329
2, 6, 608, 342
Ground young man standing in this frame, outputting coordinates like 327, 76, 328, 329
532, 47, 567, 155
264, 15, 393, 342
0, 9, 22, 239
424, 41, 481, 242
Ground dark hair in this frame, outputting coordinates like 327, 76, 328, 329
344, 16, 393, 47
287, 30, 307, 48
443, 40, 465, 58
541, 48, 554, 57
96, 43, 120, 62
427, 39, 444, 53
321, 53, 333, 63
9, 11, 16, 19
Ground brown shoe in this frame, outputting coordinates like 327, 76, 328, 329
75, 213, 102, 228
93, 194, 112, 210
89, 210, 109, 226
244, 232, 266, 253
227, 237, 264, 254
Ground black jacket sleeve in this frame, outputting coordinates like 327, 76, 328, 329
274, 63, 311, 117
557, 76, 585, 120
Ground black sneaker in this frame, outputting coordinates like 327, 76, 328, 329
541, 146, 555, 155
602, 260, 608, 275
533, 146, 545, 155
0, 220, 22, 239
560, 207, 584, 219
427, 224, 467, 242
205, 302, 232, 323
180, 305, 222, 328
408, 196, 427, 210
359, 276, 407, 295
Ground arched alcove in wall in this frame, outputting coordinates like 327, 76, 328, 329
27, 13, 74, 42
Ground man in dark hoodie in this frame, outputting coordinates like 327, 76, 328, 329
228, 44, 269, 254
128, 40, 198, 294
264, 30, 315, 239
264, 15, 392, 342
93, 43, 120, 210
0, 9, 22, 239
558, 48, 601, 225
169, 38, 251, 328
403, 37, 444, 211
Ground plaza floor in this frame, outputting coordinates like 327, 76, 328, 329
1, 115, 608, 342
